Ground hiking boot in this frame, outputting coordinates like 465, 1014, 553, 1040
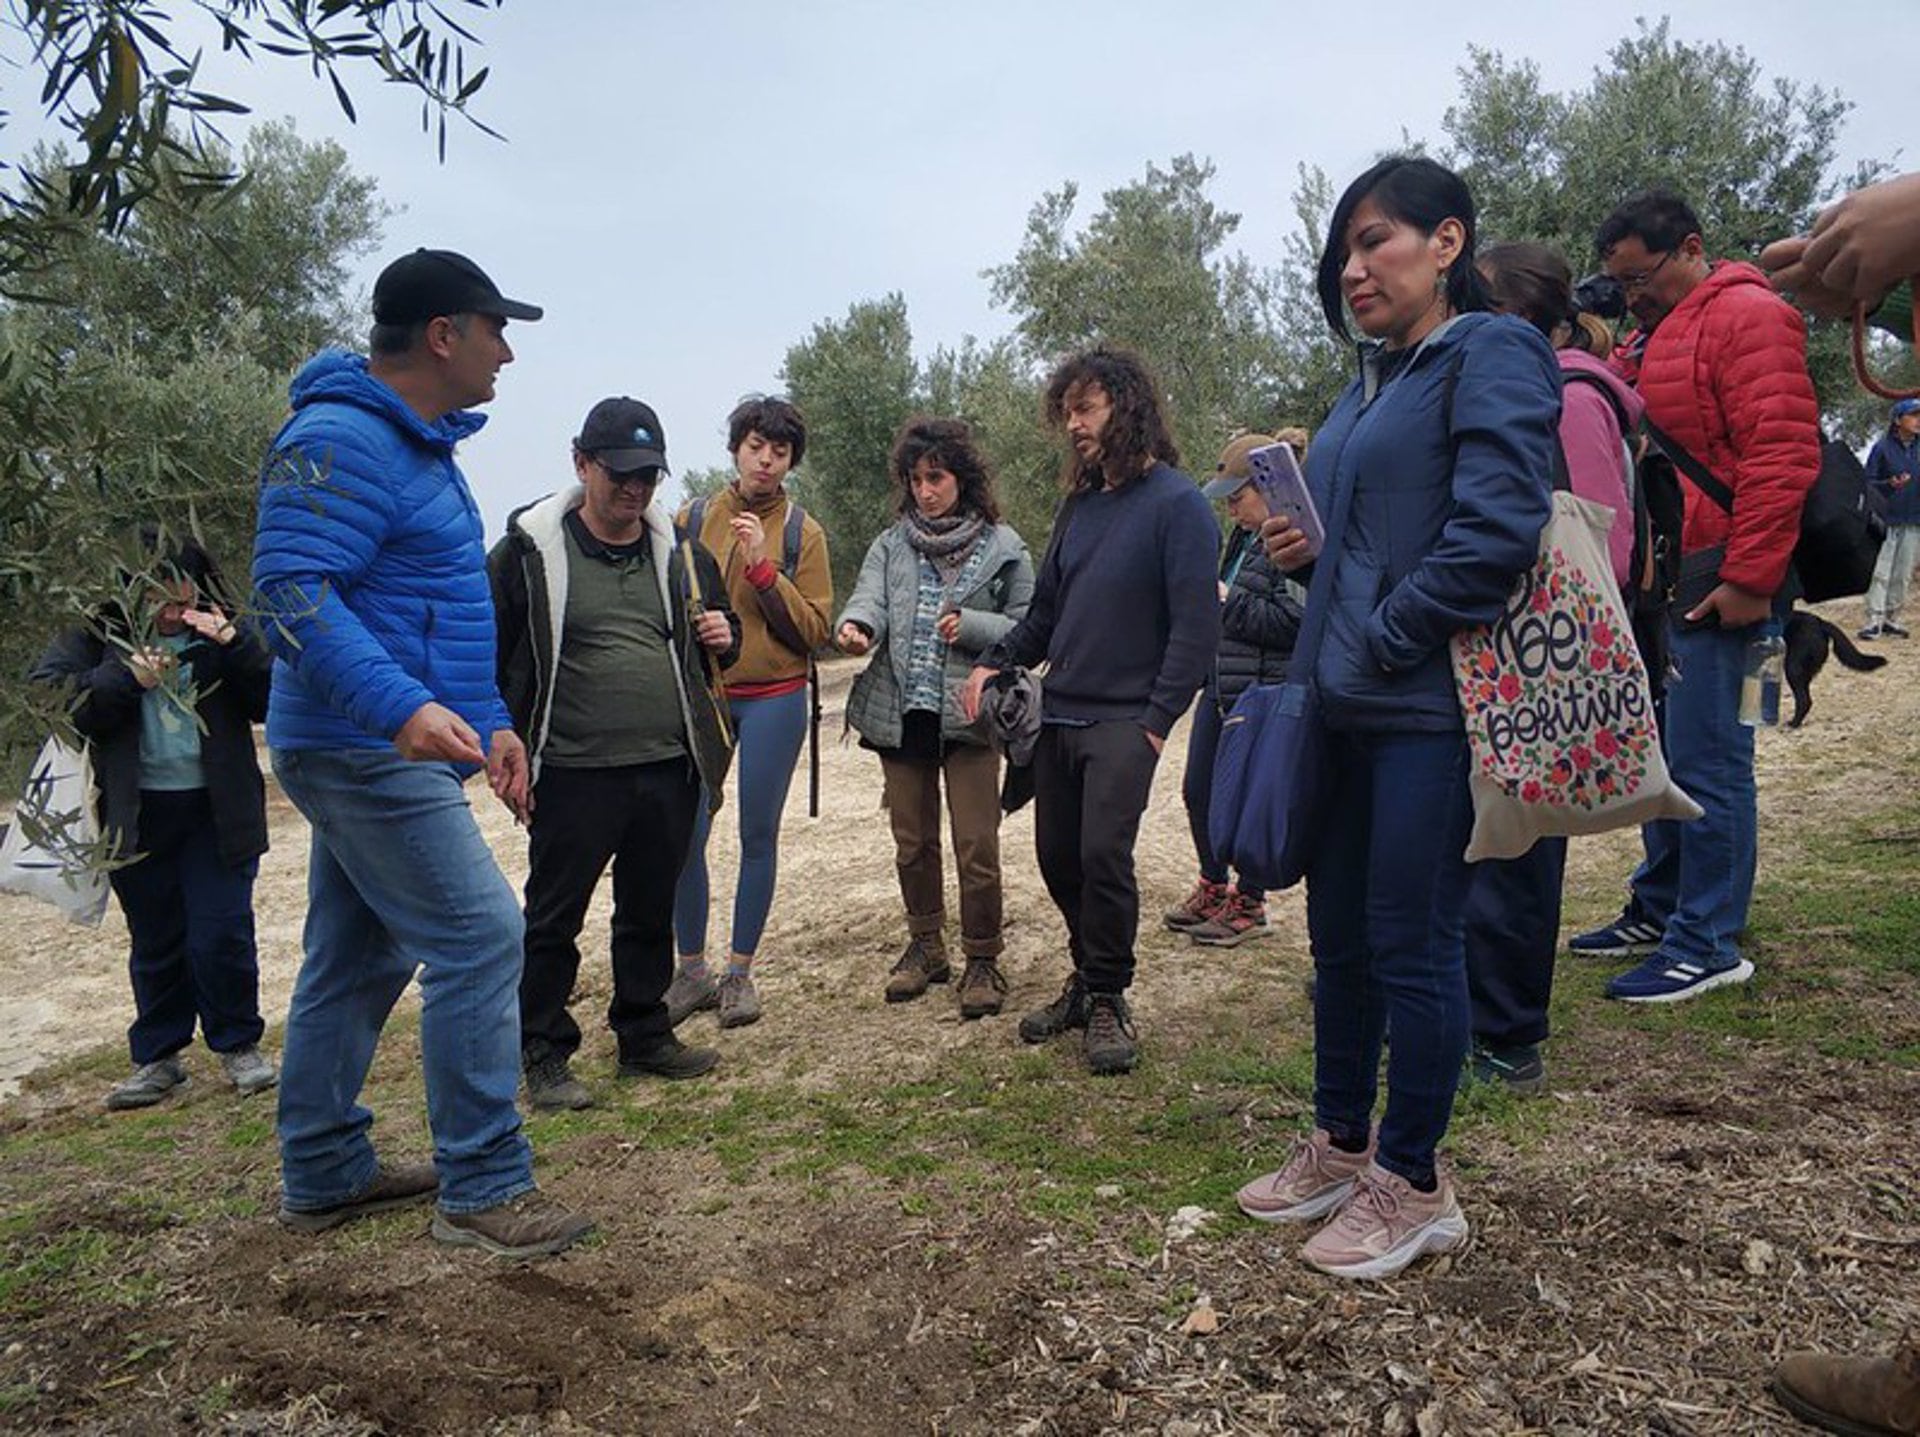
665, 966, 720, 1025
105, 1057, 188, 1111
219, 1045, 278, 1096
1018, 973, 1089, 1045
1859, 622, 1887, 640
1566, 914, 1664, 959
1164, 877, 1228, 932
1887, 621, 1911, 639
1190, 890, 1271, 948
431, 1192, 595, 1259
1236, 1130, 1374, 1223
717, 971, 761, 1029
1463, 1041, 1547, 1097
955, 957, 1008, 1019
278, 1162, 439, 1233
1082, 992, 1138, 1076
884, 936, 952, 1003
1772, 1337, 1920, 1437
618, 1035, 720, 1081
524, 1055, 594, 1111
1606, 954, 1754, 1003
1300, 1161, 1469, 1280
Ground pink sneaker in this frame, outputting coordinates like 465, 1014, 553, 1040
1300, 1161, 1468, 1280
1236, 1129, 1373, 1223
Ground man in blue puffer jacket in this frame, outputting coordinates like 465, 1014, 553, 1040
254, 249, 591, 1259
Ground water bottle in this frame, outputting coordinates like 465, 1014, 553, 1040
1739, 619, 1785, 727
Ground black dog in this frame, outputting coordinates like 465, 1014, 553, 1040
1784, 612, 1887, 728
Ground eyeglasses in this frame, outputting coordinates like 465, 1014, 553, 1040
1616, 251, 1675, 294
596, 460, 658, 488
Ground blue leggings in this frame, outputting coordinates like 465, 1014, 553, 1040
673, 687, 808, 960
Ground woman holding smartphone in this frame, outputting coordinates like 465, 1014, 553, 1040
1165, 431, 1305, 947
836, 417, 1033, 1016
32, 531, 277, 1110
1232, 157, 1559, 1279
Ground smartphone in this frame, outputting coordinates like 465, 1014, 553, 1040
1247, 442, 1325, 559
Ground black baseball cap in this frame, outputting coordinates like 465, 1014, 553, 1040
577, 397, 669, 474
371, 248, 543, 325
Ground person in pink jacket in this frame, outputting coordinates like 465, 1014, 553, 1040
1459, 241, 1643, 1093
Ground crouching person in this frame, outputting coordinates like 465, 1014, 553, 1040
491, 397, 740, 1109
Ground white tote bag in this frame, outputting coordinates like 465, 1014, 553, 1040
0, 736, 111, 925
1451, 491, 1701, 863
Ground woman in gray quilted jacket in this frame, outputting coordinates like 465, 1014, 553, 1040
835, 418, 1034, 1018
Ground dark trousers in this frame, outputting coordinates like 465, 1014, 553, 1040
107, 788, 264, 1066
878, 741, 1004, 957
520, 758, 700, 1065
1032, 721, 1161, 994
1179, 695, 1264, 899
1307, 731, 1474, 1188
1463, 836, 1567, 1050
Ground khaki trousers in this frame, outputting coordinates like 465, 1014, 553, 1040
878, 742, 1004, 957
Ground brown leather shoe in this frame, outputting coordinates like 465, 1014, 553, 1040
1773, 1338, 1920, 1436
955, 957, 1007, 1019
431, 1192, 594, 1259
278, 1162, 439, 1233
884, 937, 951, 1003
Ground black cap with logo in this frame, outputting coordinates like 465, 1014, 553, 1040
371, 248, 544, 325
577, 397, 669, 474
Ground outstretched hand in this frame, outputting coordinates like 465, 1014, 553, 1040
1760, 172, 1920, 317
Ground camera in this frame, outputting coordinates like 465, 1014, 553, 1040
1573, 273, 1627, 321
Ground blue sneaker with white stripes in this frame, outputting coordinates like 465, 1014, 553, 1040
1567, 915, 1664, 958
1606, 955, 1755, 1003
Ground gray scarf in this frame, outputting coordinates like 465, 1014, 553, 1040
903, 507, 987, 575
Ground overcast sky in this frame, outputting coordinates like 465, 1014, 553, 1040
5, 1, 1911, 537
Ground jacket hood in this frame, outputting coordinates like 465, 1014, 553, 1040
506, 485, 676, 550
1664, 260, 1775, 326
288, 349, 487, 453
1558, 346, 1645, 424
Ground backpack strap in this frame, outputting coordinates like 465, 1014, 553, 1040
781, 501, 805, 578
1561, 368, 1632, 436
1643, 416, 1736, 514
679, 495, 709, 547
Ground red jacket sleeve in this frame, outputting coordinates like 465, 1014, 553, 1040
1703, 289, 1821, 594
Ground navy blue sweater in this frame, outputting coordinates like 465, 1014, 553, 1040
983, 463, 1220, 737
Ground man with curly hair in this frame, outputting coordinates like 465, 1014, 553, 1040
961, 348, 1219, 1074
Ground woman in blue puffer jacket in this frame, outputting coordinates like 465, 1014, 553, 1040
1230, 156, 1559, 1281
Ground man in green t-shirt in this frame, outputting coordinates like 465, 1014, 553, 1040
490, 397, 740, 1109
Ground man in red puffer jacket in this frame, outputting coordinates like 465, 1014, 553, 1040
1574, 190, 1819, 1003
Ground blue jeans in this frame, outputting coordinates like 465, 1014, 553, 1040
674, 688, 807, 959
272, 748, 533, 1215
1626, 623, 1756, 969
1463, 836, 1566, 1050
1307, 730, 1474, 1187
